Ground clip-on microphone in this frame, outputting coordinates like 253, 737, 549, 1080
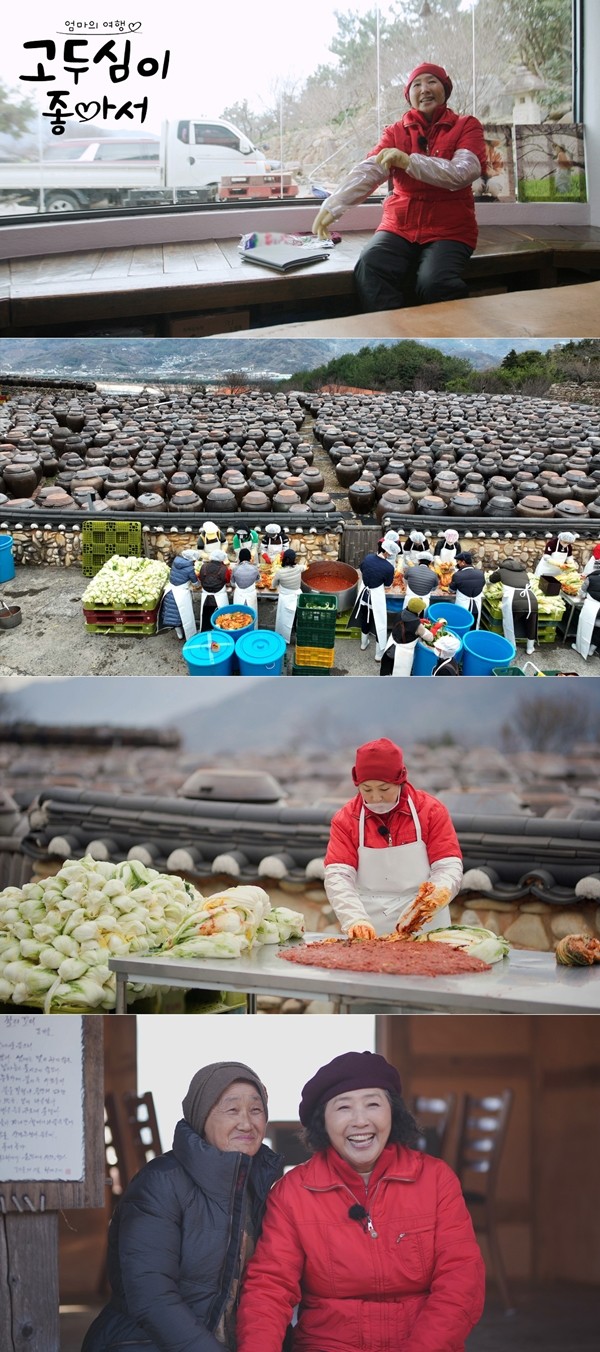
348, 1202, 378, 1238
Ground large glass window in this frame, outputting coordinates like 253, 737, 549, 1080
0, 1, 575, 219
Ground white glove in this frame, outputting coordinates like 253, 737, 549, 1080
374, 148, 410, 172
324, 864, 372, 933
312, 206, 335, 239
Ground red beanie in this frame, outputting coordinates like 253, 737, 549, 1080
352, 737, 407, 786
404, 63, 452, 101
593, 543, 600, 560
299, 1051, 402, 1126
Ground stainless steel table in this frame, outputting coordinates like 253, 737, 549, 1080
109, 942, 600, 1015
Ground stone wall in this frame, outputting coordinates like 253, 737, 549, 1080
4, 522, 599, 573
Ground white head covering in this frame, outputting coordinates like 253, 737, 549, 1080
201, 520, 218, 534
382, 542, 400, 562
211, 549, 228, 563
265, 523, 279, 535
409, 530, 426, 544
443, 529, 460, 544
558, 532, 576, 544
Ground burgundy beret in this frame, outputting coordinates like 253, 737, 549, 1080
299, 1051, 402, 1126
404, 63, 453, 101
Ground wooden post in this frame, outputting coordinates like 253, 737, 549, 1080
0, 1016, 104, 1347
0, 1213, 60, 1352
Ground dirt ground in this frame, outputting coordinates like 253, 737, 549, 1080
0, 565, 594, 678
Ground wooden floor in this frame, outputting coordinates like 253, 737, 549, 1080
233, 279, 600, 339
1, 223, 599, 335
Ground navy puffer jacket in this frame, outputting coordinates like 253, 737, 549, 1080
82, 1119, 283, 1352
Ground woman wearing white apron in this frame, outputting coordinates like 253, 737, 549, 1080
583, 542, 600, 577
534, 531, 576, 580
262, 523, 290, 562
273, 548, 303, 643
572, 561, 600, 660
324, 738, 463, 939
434, 528, 461, 564
402, 529, 432, 567
198, 550, 230, 631
488, 557, 538, 655
351, 542, 395, 660
231, 548, 260, 628
379, 599, 434, 676
449, 551, 485, 629
159, 554, 198, 640
197, 520, 224, 560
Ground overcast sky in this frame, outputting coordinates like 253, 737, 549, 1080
4, 2, 387, 133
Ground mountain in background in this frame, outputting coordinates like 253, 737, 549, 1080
0, 337, 566, 382
2, 677, 598, 755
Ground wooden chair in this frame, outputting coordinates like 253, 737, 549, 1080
103, 1092, 128, 1194
121, 1091, 163, 1174
409, 1093, 456, 1160
264, 1120, 310, 1169
455, 1090, 515, 1313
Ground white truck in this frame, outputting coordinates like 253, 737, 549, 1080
0, 117, 291, 212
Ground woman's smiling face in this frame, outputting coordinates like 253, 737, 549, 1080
324, 1087, 392, 1173
203, 1080, 267, 1155
408, 73, 447, 120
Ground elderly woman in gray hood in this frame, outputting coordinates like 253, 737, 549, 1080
82, 1062, 283, 1352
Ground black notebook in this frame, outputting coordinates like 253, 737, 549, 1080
242, 244, 330, 273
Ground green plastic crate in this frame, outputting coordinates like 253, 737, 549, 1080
296, 593, 337, 647
481, 607, 557, 645
291, 663, 332, 676
81, 520, 143, 576
84, 619, 157, 635
335, 609, 362, 638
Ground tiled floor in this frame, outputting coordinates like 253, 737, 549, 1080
63, 1285, 600, 1352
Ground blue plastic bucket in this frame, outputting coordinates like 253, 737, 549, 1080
426, 601, 475, 637
462, 630, 516, 676
182, 631, 235, 676
210, 604, 256, 640
236, 629, 286, 676
0, 535, 15, 582
412, 635, 463, 676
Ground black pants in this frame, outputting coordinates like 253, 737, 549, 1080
354, 232, 473, 312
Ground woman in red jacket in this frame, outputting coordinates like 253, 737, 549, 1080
237, 1050, 485, 1352
324, 737, 463, 940
312, 62, 487, 312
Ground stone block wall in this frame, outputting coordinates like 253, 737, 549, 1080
4, 522, 600, 573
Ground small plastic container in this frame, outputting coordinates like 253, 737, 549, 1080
426, 601, 475, 638
462, 630, 516, 676
182, 631, 236, 676
0, 535, 16, 582
236, 629, 286, 676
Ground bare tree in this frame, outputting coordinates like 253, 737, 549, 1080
500, 691, 594, 754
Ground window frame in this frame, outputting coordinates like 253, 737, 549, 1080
0, 0, 589, 257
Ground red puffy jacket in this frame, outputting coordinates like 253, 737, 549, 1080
369, 105, 487, 248
237, 1143, 485, 1352
324, 785, 462, 870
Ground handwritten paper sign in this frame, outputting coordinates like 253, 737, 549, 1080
0, 1015, 85, 1181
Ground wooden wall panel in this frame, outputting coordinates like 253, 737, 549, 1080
377, 1015, 600, 1288
58, 1016, 138, 1301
